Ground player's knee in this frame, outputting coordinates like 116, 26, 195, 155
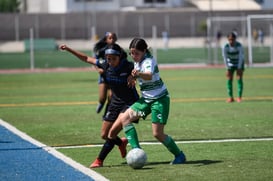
128, 109, 142, 121
101, 132, 108, 140
108, 129, 117, 139
153, 133, 165, 142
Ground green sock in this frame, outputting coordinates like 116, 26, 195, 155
237, 79, 243, 97
123, 123, 140, 149
162, 135, 181, 156
227, 79, 233, 98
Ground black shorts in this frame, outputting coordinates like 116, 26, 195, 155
98, 75, 105, 84
103, 101, 129, 122
103, 101, 139, 124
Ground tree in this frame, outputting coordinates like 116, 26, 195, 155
0, 0, 20, 13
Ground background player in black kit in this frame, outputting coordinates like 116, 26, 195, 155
59, 43, 139, 168
93, 32, 117, 113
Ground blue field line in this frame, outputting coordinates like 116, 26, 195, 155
0, 119, 109, 181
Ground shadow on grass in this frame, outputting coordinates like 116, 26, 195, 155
103, 160, 222, 169
185, 160, 222, 166
145, 160, 222, 167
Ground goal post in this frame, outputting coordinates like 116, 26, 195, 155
207, 15, 273, 67
247, 14, 273, 66
29, 28, 35, 70
206, 16, 247, 65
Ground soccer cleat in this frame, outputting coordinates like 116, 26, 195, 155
89, 158, 103, 168
237, 97, 242, 103
170, 152, 186, 165
96, 103, 104, 113
226, 97, 234, 103
119, 137, 128, 158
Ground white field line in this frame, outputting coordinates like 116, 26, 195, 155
0, 119, 109, 181
52, 137, 273, 149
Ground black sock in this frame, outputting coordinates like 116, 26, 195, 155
98, 139, 115, 161
112, 136, 122, 146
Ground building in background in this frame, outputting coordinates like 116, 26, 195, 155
20, 0, 186, 13
19, 0, 273, 14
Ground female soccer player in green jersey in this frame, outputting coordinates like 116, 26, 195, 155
222, 32, 245, 103
109, 38, 186, 165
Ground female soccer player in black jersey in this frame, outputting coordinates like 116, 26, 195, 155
59, 43, 139, 168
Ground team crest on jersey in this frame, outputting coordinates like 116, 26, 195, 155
99, 59, 105, 64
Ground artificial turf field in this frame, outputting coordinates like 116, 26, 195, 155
0, 46, 271, 69
0, 64, 273, 180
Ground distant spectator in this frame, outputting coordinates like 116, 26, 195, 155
253, 29, 258, 44
162, 31, 169, 51
258, 29, 264, 46
216, 30, 222, 43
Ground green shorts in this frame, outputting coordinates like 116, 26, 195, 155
130, 95, 170, 124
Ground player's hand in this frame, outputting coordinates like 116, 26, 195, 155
127, 75, 136, 88
97, 68, 104, 75
59, 44, 67, 51
131, 69, 139, 78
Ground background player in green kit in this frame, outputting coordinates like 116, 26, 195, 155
109, 38, 186, 165
222, 32, 245, 103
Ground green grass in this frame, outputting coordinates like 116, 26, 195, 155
60, 141, 273, 181
0, 67, 273, 180
0, 46, 271, 69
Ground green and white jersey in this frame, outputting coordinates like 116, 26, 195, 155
135, 55, 168, 102
222, 41, 244, 69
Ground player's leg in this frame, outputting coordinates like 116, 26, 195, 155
105, 116, 128, 158
109, 99, 148, 149
102, 88, 111, 116
236, 69, 244, 102
123, 98, 152, 149
90, 103, 126, 168
120, 109, 141, 149
151, 95, 186, 164
96, 79, 108, 113
90, 121, 113, 168
226, 69, 235, 102
90, 120, 126, 168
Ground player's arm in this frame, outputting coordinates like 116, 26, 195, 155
131, 69, 152, 80
96, 67, 104, 74
59, 44, 97, 65
237, 45, 244, 69
222, 46, 229, 68
131, 59, 153, 80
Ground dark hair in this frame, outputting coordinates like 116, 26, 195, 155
93, 32, 117, 54
105, 32, 117, 42
129, 38, 148, 51
129, 38, 152, 57
227, 32, 237, 39
106, 43, 127, 59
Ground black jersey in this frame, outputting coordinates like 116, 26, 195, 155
101, 58, 139, 122
95, 48, 127, 82
105, 59, 139, 105
96, 59, 109, 81
94, 41, 107, 59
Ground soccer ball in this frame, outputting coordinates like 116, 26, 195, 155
126, 148, 147, 169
